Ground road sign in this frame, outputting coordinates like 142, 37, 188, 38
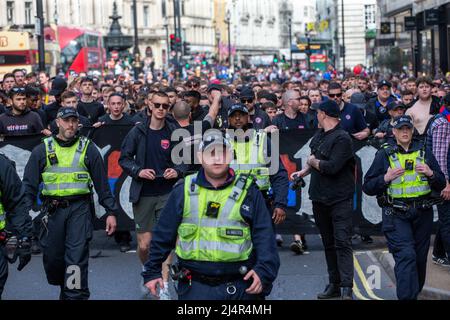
425, 9, 440, 26
404, 17, 416, 31
380, 22, 391, 35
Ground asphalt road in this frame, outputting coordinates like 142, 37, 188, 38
3, 232, 397, 300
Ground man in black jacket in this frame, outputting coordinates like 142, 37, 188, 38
239, 87, 271, 130
290, 100, 356, 300
0, 154, 33, 299
119, 91, 186, 299
43, 77, 67, 124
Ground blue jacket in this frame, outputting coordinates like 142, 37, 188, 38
142, 168, 280, 294
363, 138, 446, 197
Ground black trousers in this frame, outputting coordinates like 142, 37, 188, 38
39, 199, 93, 300
0, 244, 7, 299
313, 198, 354, 288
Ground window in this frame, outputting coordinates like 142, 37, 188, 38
364, 4, 376, 30
162, 0, 166, 17
304, 6, 308, 17
25, 2, 33, 25
144, 5, 149, 27
7, 1, 14, 24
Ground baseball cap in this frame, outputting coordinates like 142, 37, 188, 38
392, 115, 414, 129
228, 104, 249, 117
350, 92, 366, 109
49, 77, 68, 96
198, 130, 232, 152
57, 107, 80, 120
387, 101, 406, 111
318, 100, 340, 118
378, 79, 392, 89
239, 87, 255, 99
207, 83, 222, 93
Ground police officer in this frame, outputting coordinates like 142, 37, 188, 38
23, 107, 118, 300
0, 154, 32, 299
363, 115, 446, 300
142, 131, 280, 300
226, 103, 289, 227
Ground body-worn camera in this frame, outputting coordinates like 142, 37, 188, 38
405, 159, 414, 171
290, 175, 306, 191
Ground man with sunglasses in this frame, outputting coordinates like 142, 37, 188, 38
327, 82, 370, 141
0, 87, 44, 136
77, 77, 106, 124
239, 87, 271, 131
120, 91, 186, 300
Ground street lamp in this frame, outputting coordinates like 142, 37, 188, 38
163, 16, 169, 70
225, 10, 231, 68
306, 29, 312, 71
132, 0, 141, 80
215, 30, 221, 62
288, 18, 293, 67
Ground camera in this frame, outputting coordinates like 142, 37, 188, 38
291, 175, 306, 191
405, 159, 414, 171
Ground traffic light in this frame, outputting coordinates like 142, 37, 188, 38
201, 56, 208, 66
170, 34, 176, 51
175, 36, 182, 51
273, 54, 279, 63
183, 42, 191, 56
281, 55, 286, 63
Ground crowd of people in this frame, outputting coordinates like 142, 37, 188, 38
1, 63, 450, 300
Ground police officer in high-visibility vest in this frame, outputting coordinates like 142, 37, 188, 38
226, 103, 289, 228
23, 107, 118, 300
0, 154, 33, 299
143, 131, 280, 300
363, 115, 446, 300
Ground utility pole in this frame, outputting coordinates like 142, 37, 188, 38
132, 0, 141, 80
341, 0, 346, 71
288, 18, 293, 67
36, 0, 46, 72
226, 10, 231, 68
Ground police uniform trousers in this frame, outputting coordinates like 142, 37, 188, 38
39, 199, 92, 300
382, 207, 433, 300
177, 278, 264, 300
312, 198, 354, 288
0, 244, 8, 299
436, 201, 450, 260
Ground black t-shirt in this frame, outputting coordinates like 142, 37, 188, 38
44, 101, 63, 123
77, 101, 106, 123
140, 125, 177, 197
175, 119, 213, 172
363, 109, 379, 133
0, 109, 44, 135
272, 112, 309, 130
98, 113, 136, 125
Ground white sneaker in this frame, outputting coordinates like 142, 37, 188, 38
159, 287, 172, 300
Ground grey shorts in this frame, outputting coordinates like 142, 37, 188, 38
132, 194, 170, 233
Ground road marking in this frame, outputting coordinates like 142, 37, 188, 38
353, 255, 384, 300
353, 280, 369, 300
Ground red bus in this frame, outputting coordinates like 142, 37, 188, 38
44, 26, 105, 76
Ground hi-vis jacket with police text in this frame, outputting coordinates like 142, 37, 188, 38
142, 168, 280, 294
22, 135, 118, 216
362, 139, 445, 198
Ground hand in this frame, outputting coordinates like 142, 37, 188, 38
264, 125, 278, 133
16, 239, 31, 271
272, 208, 286, 225
163, 168, 178, 180
374, 132, 386, 139
139, 169, 156, 180
105, 215, 117, 236
145, 278, 164, 298
416, 163, 433, 178
306, 155, 316, 166
244, 270, 263, 295
290, 167, 310, 180
352, 131, 369, 140
41, 129, 52, 137
441, 183, 450, 201
384, 167, 405, 183
93, 122, 105, 128
211, 90, 222, 100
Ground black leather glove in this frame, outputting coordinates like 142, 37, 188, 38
16, 237, 31, 271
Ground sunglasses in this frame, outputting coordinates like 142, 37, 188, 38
240, 98, 254, 104
153, 103, 170, 110
11, 87, 26, 94
328, 93, 343, 98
